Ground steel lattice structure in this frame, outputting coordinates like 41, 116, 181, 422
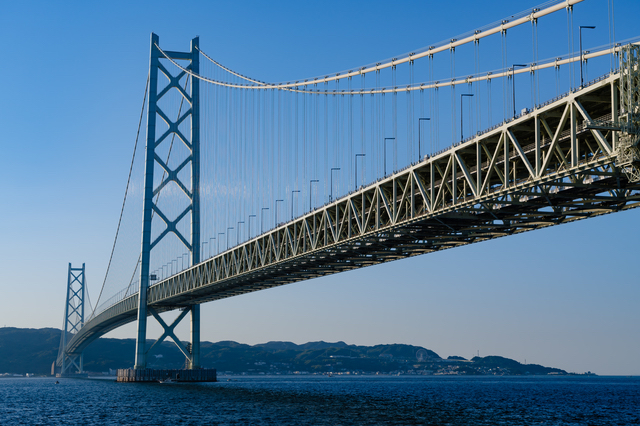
135, 34, 201, 369
63, 46, 640, 358
56, 263, 86, 374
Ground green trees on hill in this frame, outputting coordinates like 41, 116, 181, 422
0, 327, 568, 376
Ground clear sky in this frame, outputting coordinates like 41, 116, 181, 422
1, 0, 638, 375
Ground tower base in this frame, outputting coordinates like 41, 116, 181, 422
116, 368, 217, 383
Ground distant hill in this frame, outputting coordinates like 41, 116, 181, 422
0, 327, 569, 376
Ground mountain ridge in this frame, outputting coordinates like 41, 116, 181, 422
0, 327, 569, 376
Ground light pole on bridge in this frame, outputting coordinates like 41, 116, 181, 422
291, 190, 300, 220
309, 180, 319, 211
218, 232, 224, 253
248, 215, 256, 239
384, 138, 395, 176
511, 64, 527, 118
261, 207, 269, 233
330, 168, 340, 201
274, 200, 283, 227
355, 154, 365, 191
418, 118, 430, 160
460, 93, 474, 140
580, 26, 596, 88
226, 227, 234, 250
237, 221, 244, 245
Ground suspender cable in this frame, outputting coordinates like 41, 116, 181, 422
475, 39, 481, 133
361, 72, 366, 183
502, 27, 507, 121
409, 59, 414, 162
567, 5, 574, 89
392, 65, 397, 173
608, 0, 616, 72
488, 76, 492, 129
325, 83, 329, 201
451, 46, 456, 143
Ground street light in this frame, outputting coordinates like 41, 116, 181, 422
511, 64, 527, 118
209, 238, 215, 258
355, 154, 365, 190
202, 241, 208, 261
226, 227, 234, 249
261, 207, 269, 233
248, 215, 256, 239
274, 200, 283, 226
218, 232, 224, 253
330, 168, 340, 201
384, 137, 396, 176
291, 190, 300, 219
580, 26, 596, 87
460, 93, 474, 140
418, 118, 430, 160
237, 221, 244, 245
309, 180, 319, 211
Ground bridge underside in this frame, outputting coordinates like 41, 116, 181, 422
65, 71, 640, 356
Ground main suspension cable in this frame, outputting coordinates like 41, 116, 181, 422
91, 73, 149, 316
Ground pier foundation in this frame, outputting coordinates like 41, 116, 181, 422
116, 368, 216, 383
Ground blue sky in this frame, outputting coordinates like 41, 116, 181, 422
1, 0, 639, 375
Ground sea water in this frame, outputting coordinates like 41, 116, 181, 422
0, 375, 638, 425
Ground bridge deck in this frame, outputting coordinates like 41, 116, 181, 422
64, 71, 640, 357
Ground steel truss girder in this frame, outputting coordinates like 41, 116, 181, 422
66, 61, 640, 357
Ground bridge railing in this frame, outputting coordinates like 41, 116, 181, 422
90, 281, 140, 321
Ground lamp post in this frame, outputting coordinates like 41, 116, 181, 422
261, 207, 269, 233
291, 190, 300, 220
309, 180, 319, 211
183, 253, 189, 268
226, 227, 234, 250
330, 168, 340, 201
248, 215, 256, 239
237, 221, 244, 245
460, 93, 474, 140
218, 232, 224, 253
384, 137, 395, 176
418, 118, 430, 160
355, 154, 365, 190
511, 64, 527, 118
580, 25, 596, 87
202, 241, 208, 262
274, 200, 283, 227
209, 238, 215, 258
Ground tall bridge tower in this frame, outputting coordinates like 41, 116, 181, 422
135, 33, 201, 370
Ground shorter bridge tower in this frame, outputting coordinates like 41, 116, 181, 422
56, 263, 86, 375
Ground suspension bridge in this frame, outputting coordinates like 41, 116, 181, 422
55, 0, 639, 379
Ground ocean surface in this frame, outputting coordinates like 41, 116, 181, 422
1, 375, 638, 425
